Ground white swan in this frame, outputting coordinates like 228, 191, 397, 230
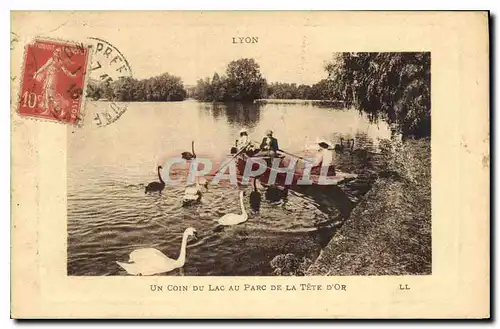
215, 191, 248, 226
198, 176, 208, 189
183, 184, 202, 203
116, 227, 198, 276
183, 176, 208, 204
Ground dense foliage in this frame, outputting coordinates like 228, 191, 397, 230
326, 52, 431, 138
192, 58, 267, 102
86, 73, 187, 102
270, 253, 313, 276
267, 79, 339, 100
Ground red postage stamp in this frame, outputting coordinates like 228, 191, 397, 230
17, 39, 91, 125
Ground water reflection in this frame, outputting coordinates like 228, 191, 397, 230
224, 102, 261, 128
199, 102, 262, 129
199, 102, 225, 121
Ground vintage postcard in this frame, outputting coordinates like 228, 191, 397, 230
10, 11, 489, 318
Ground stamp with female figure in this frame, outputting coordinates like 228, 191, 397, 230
17, 39, 91, 125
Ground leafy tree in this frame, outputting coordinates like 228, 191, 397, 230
211, 72, 226, 101
193, 78, 214, 102
133, 79, 147, 101
265, 80, 339, 101
267, 82, 298, 99
192, 59, 267, 102
113, 77, 136, 101
84, 72, 187, 102
326, 52, 430, 138
297, 84, 312, 100
225, 58, 267, 101
86, 79, 103, 100
102, 82, 115, 100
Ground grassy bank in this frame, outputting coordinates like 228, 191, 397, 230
307, 138, 431, 275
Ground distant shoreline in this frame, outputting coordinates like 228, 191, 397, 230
90, 98, 347, 106
254, 99, 346, 106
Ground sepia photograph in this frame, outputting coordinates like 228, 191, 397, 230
67, 40, 431, 277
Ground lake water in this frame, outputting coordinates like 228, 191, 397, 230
67, 100, 392, 276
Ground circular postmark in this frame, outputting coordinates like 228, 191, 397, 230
11, 33, 20, 84
10, 32, 19, 51
86, 37, 133, 127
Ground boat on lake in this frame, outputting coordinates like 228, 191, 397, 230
234, 151, 358, 189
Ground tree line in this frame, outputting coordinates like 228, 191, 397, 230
189, 58, 340, 101
86, 53, 430, 138
86, 73, 187, 102
266, 80, 340, 100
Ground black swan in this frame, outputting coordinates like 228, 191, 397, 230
249, 178, 262, 212
347, 138, 355, 152
230, 140, 238, 154
145, 165, 165, 194
181, 141, 196, 160
334, 137, 345, 153
265, 185, 288, 203
349, 138, 371, 159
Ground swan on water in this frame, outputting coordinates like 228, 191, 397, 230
334, 137, 345, 153
265, 185, 289, 203
348, 138, 371, 159
348, 138, 355, 152
116, 227, 198, 276
230, 140, 238, 154
145, 165, 165, 194
343, 138, 354, 152
198, 176, 208, 190
183, 176, 208, 205
181, 141, 196, 160
215, 190, 248, 226
249, 177, 262, 212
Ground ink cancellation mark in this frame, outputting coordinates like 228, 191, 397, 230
87, 37, 133, 128
11, 32, 19, 51
16, 38, 91, 125
10, 32, 19, 83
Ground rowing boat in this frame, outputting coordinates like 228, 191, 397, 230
234, 151, 357, 188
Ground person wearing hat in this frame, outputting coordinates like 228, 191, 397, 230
311, 140, 336, 176
237, 129, 249, 148
259, 129, 280, 155
234, 128, 258, 156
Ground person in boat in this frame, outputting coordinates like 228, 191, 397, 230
235, 128, 259, 156
311, 140, 336, 176
258, 129, 280, 157
237, 129, 249, 148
